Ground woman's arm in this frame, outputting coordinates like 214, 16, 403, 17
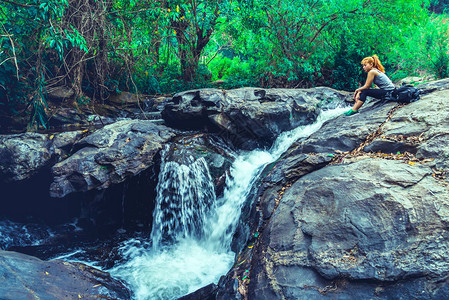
353, 70, 377, 100
355, 70, 376, 93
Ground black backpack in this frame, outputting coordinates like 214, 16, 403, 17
384, 85, 421, 103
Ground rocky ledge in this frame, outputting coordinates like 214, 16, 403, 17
0, 250, 131, 299
0, 120, 176, 198
162, 87, 349, 149
215, 79, 449, 299
50, 119, 176, 198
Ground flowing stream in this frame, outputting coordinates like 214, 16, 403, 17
105, 104, 347, 299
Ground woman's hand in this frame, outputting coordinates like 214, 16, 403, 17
354, 70, 376, 99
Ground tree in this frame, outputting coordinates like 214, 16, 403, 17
219, 0, 432, 88
166, 0, 222, 81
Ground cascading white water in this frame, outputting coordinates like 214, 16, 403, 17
151, 151, 217, 248
108, 105, 348, 299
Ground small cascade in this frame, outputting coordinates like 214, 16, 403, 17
205, 150, 273, 250
47, 104, 347, 300
151, 146, 217, 247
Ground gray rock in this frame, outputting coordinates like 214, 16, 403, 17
50, 120, 175, 198
47, 86, 74, 100
249, 159, 449, 299
0, 133, 53, 181
0, 250, 130, 299
417, 78, 449, 95
51, 130, 84, 152
162, 87, 349, 148
0, 131, 94, 183
291, 99, 395, 155
49, 107, 115, 128
163, 134, 236, 196
109, 91, 142, 104
395, 75, 436, 86
369, 90, 449, 169
253, 98, 398, 219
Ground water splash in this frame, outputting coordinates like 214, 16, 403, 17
0, 218, 83, 251
205, 150, 273, 250
111, 238, 233, 300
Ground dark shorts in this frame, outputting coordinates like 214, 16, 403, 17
359, 89, 393, 102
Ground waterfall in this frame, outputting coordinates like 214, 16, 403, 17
108, 105, 348, 300
151, 148, 217, 247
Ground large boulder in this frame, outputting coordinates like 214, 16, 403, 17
368, 89, 449, 171
416, 78, 449, 95
0, 250, 131, 299
0, 133, 54, 181
248, 158, 449, 299
0, 130, 95, 183
50, 120, 176, 198
47, 85, 74, 101
249, 96, 398, 222
162, 87, 350, 149
48, 107, 116, 129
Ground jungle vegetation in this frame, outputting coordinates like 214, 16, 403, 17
1, 0, 448, 129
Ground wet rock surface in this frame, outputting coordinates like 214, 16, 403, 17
416, 77, 449, 95
47, 86, 75, 101
163, 133, 236, 196
247, 159, 449, 299
0, 250, 131, 299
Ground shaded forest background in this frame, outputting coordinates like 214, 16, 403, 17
1, 0, 449, 129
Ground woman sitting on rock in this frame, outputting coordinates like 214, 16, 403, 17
344, 55, 395, 116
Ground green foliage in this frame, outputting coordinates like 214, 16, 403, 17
432, 44, 449, 78
204, 0, 437, 89
1, 0, 449, 132
76, 95, 90, 106
219, 56, 260, 88
208, 54, 233, 81
387, 13, 449, 82
329, 35, 367, 91
426, 16, 449, 78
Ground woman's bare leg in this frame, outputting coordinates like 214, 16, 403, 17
352, 100, 364, 111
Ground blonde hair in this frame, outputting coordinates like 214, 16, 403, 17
361, 55, 386, 73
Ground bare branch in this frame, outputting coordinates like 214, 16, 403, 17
1, 24, 19, 80
206, 40, 231, 65
0, 57, 15, 66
